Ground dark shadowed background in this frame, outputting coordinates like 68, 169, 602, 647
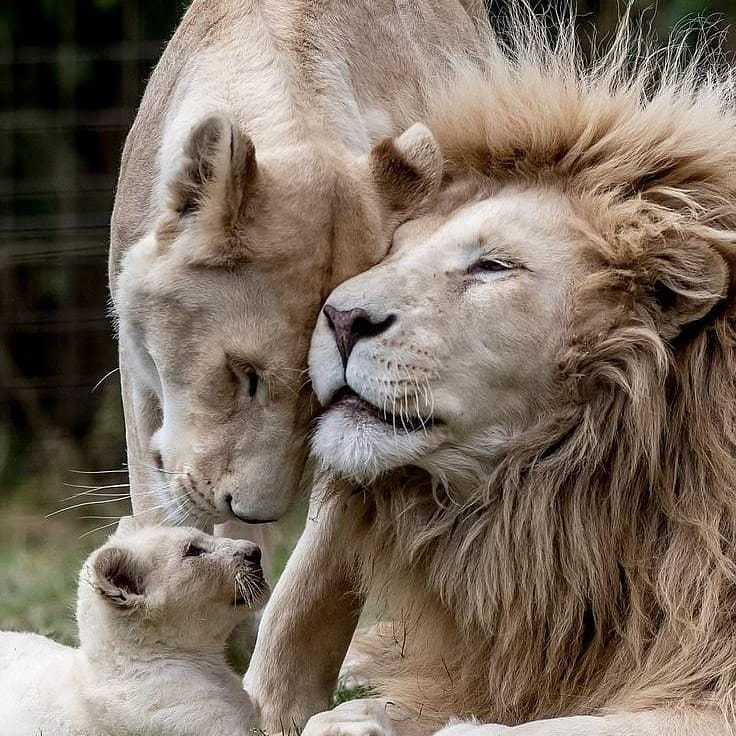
1, 0, 735, 646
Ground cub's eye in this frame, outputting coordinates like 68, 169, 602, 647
184, 543, 207, 558
227, 357, 260, 399
469, 258, 515, 275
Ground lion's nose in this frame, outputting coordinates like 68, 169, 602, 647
323, 305, 395, 368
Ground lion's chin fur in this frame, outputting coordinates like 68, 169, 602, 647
325, 8, 736, 730
312, 408, 436, 483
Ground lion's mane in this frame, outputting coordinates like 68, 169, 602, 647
333, 8, 736, 729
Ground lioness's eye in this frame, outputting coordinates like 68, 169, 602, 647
469, 258, 515, 275
227, 357, 260, 399
184, 543, 207, 558
246, 370, 259, 398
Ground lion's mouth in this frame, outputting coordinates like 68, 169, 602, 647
327, 386, 436, 433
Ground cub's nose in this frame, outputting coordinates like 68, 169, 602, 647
323, 304, 395, 368
235, 541, 262, 566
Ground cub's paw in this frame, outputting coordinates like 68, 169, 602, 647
302, 698, 395, 736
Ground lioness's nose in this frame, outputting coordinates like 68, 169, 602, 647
323, 305, 395, 368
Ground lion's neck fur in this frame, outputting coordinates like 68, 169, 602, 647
327, 7, 736, 729
339, 340, 736, 724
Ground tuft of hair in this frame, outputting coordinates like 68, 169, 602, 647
341, 5, 736, 730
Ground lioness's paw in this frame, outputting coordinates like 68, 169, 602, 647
302, 699, 395, 736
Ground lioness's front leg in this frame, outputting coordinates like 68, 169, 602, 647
245, 489, 363, 732
433, 709, 731, 736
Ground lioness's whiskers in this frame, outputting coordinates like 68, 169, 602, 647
126, 456, 189, 476
65, 492, 130, 499
69, 468, 129, 476
160, 492, 193, 526
133, 463, 188, 476
64, 482, 130, 492
72, 493, 189, 539
57, 489, 162, 507
46, 496, 133, 519
78, 520, 123, 539
90, 367, 120, 393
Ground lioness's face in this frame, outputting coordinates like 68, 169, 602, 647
117, 117, 443, 526
310, 187, 588, 481
119, 231, 314, 525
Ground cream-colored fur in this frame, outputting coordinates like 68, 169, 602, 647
0, 518, 266, 736
247, 9, 736, 736
109, 0, 483, 528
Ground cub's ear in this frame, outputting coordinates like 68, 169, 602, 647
92, 546, 145, 608
167, 114, 258, 225
649, 240, 730, 339
370, 123, 443, 221
114, 515, 140, 538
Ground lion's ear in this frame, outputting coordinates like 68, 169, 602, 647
167, 115, 257, 223
649, 240, 730, 338
92, 546, 146, 608
370, 123, 443, 221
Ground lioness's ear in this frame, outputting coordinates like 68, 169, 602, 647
92, 546, 145, 608
649, 240, 730, 339
168, 115, 257, 223
370, 123, 443, 220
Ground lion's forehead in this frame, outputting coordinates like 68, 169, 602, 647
388, 187, 585, 280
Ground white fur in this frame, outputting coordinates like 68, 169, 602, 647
303, 699, 399, 736
0, 521, 262, 736
111, 0, 482, 529
0, 633, 253, 736
309, 190, 578, 485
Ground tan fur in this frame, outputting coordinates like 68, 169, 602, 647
248, 9, 736, 736
109, 0, 482, 527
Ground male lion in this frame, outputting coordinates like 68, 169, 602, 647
109, 0, 483, 528
245, 12, 736, 736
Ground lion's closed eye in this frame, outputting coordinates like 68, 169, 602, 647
468, 258, 517, 275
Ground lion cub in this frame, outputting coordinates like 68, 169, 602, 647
0, 517, 267, 736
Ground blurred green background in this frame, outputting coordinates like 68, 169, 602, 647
1, 0, 735, 650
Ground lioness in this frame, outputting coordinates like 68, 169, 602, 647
0, 518, 266, 736
110, 0, 484, 527
246, 12, 736, 736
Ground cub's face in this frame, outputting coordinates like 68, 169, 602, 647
116, 117, 443, 527
80, 519, 268, 647
309, 187, 588, 482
